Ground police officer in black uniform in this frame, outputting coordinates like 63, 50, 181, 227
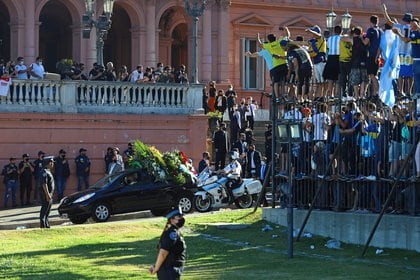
39, 156, 55, 228
150, 208, 186, 280
33, 151, 45, 204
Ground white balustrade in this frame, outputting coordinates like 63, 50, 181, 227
0, 79, 204, 115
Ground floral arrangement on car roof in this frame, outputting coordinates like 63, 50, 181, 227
128, 140, 196, 185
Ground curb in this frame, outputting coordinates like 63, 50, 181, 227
0, 210, 153, 230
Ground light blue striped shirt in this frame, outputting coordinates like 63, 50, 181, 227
327, 35, 341, 56
259, 49, 274, 70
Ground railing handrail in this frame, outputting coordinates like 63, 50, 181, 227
0, 79, 205, 115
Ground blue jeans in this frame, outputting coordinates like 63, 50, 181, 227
4, 180, 17, 208
56, 176, 67, 200
77, 176, 89, 191
413, 60, 420, 94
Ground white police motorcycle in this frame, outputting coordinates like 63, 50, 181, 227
193, 154, 263, 212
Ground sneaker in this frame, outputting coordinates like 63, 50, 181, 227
365, 175, 376, 181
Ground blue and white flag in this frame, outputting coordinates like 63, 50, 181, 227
379, 30, 400, 108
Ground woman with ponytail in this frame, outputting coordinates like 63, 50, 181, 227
150, 208, 186, 279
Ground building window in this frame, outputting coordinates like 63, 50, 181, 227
241, 38, 265, 90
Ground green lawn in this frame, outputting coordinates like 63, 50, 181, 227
1, 209, 419, 279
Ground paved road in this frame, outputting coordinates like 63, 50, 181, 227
0, 204, 152, 230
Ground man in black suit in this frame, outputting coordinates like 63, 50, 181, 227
246, 144, 262, 178
232, 133, 247, 177
213, 123, 229, 170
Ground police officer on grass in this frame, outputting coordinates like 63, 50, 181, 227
150, 208, 186, 280
39, 156, 55, 228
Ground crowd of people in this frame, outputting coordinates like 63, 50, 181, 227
0, 56, 190, 104
203, 7, 420, 214
1, 143, 135, 210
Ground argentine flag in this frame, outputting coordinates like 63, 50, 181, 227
379, 30, 400, 108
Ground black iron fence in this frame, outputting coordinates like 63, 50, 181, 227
265, 96, 420, 216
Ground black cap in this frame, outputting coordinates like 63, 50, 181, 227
9, 157, 16, 161
38, 151, 45, 156
402, 13, 413, 23
79, 148, 87, 153
59, 149, 66, 154
43, 156, 55, 163
22, 153, 30, 158
165, 207, 183, 219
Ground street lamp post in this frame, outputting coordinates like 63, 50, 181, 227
82, 0, 115, 66
276, 119, 303, 259
341, 9, 353, 34
184, 0, 206, 84
326, 10, 337, 34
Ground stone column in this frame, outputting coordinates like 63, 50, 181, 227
155, 29, 161, 65
145, 0, 156, 67
130, 26, 142, 67
10, 20, 25, 60
217, 0, 231, 83
84, 27, 97, 68
159, 37, 172, 66
24, 0, 36, 62
201, 6, 212, 83
72, 24, 83, 62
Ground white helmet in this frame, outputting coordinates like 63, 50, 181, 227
229, 151, 239, 160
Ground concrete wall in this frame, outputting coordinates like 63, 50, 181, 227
263, 208, 420, 253
0, 112, 208, 207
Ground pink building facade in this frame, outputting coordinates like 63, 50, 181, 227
1, 0, 418, 88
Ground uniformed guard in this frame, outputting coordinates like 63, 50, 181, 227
39, 156, 55, 228
150, 208, 186, 280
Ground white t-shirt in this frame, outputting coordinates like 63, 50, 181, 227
15, 64, 28, 79
394, 23, 412, 55
223, 160, 242, 176
312, 112, 331, 141
302, 116, 312, 142
30, 62, 45, 80
130, 70, 139, 83
0, 77, 12, 96
284, 109, 303, 120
